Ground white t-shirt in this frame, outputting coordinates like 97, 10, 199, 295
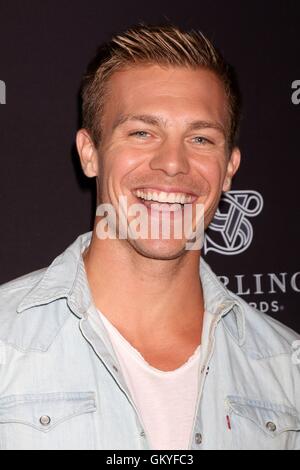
89, 308, 214, 450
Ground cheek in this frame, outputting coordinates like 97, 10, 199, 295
104, 140, 149, 173
103, 146, 148, 195
193, 154, 227, 192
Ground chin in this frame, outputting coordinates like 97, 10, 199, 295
128, 238, 189, 261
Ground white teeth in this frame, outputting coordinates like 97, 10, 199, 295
134, 190, 194, 204
166, 193, 176, 203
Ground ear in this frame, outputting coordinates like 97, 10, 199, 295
76, 129, 99, 178
222, 147, 241, 192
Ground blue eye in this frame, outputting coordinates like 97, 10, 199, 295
129, 131, 150, 138
193, 136, 211, 145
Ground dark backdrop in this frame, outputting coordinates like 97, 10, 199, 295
0, 0, 299, 332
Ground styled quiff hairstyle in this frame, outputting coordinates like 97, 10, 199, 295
81, 23, 242, 152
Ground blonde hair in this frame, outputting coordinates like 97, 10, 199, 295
81, 23, 242, 151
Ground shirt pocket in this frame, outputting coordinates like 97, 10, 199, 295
0, 392, 97, 450
226, 395, 300, 450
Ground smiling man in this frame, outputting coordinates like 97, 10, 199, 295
0, 24, 299, 451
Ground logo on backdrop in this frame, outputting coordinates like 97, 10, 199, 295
291, 80, 300, 105
204, 190, 263, 255
0, 80, 6, 104
206, 189, 299, 315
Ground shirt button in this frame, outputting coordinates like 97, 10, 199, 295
266, 422, 277, 433
112, 365, 118, 373
195, 433, 203, 445
140, 430, 146, 438
40, 415, 51, 426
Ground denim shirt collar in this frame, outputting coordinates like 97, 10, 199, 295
16, 231, 244, 342
17, 232, 93, 318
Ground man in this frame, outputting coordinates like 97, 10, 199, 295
0, 24, 299, 451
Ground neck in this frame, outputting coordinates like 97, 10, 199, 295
83, 225, 205, 347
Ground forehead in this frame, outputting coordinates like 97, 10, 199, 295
103, 64, 228, 128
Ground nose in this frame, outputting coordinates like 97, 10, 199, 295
149, 138, 190, 176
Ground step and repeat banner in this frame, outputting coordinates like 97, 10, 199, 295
0, 1, 299, 332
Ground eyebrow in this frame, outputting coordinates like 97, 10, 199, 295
112, 113, 226, 136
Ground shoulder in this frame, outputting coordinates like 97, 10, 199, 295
201, 257, 300, 352
0, 268, 46, 291
0, 268, 46, 316
232, 291, 300, 357
0, 268, 69, 352
225, 292, 300, 409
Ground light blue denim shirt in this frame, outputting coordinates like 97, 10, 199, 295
0, 231, 299, 450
